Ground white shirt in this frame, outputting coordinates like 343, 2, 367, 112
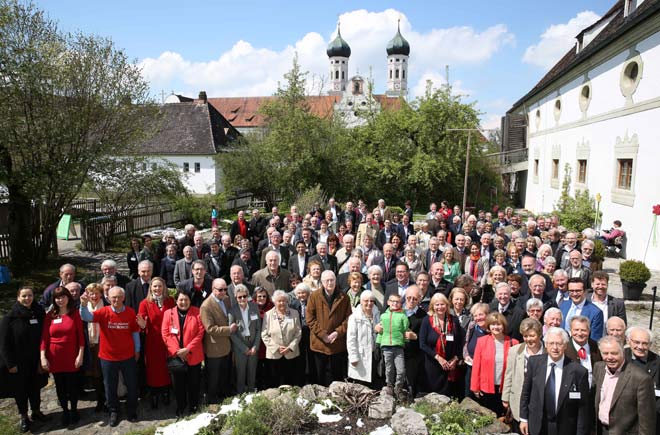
498, 302, 510, 314
572, 340, 593, 386
546, 356, 565, 411
240, 305, 251, 337
297, 255, 306, 278
591, 297, 608, 321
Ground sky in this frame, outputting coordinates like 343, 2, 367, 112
34, 0, 613, 130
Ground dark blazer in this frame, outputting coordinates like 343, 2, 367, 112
587, 292, 627, 324
625, 348, 660, 416
176, 276, 213, 307
260, 245, 291, 270
227, 281, 255, 307
204, 254, 224, 279
288, 254, 309, 280
397, 223, 414, 242
375, 256, 398, 283
560, 299, 604, 341
488, 300, 525, 342
125, 278, 151, 313
229, 219, 248, 242
375, 228, 396, 250
309, 254, 338, 274
423, 249, 442, 272
384, 279, 415, 300
520, 355, 591, 435
593, 360, 656, 434
565, 338, 602, 366
220, 246, 240, 279
337, 271, 368, 292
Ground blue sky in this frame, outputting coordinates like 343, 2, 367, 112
36, 0, 613, 129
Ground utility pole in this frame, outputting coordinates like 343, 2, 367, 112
447, 128, 480, 215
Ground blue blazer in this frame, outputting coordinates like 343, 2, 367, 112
560, 299, 604, 341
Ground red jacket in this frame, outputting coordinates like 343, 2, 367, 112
470, 334, 518, 394
161, 306, 205, 366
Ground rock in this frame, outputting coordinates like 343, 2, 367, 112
312, 384, 330, 401
299, 384, 318, 402
328, 381, 371, 399
261, 388, 282, 400
476, 419, 512, 435
390, 407, 428, 435
368, 392, 395, 419
459, 397, 496, 418
414, 392, 451, 409
274, 392, 295, 407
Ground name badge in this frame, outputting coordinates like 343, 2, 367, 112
53, 318, 63, 324
202, 291, 208, 298
655, 389, 660, 397
250, 314, 258, 321
569, 392, 581, 400
29, 319, 38, 325
130, 256, 136, 261
170, 328, 179, 334
446, 334, 454, 342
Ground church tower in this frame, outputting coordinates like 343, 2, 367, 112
327, 23, 351, 95
386, 20, 410, 97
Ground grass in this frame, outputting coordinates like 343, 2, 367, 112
125, 427, 158, 435
0, 414, 21, 435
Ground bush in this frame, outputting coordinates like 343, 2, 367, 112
389, 205, 404, 216
592, 239, 606, 262
173, 194, 227, 230
553, 164, 601, 232
425, 401, 493, 435
292, 185, 327, 217
619, 260, 651, 284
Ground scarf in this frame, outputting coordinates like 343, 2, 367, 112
430, 313, 458, 380
469, 253, 481, 281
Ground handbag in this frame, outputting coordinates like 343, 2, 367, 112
167, 310, 188, 374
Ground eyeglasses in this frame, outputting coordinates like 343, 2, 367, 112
213, 287, 227, 291
630, 339, 650, 347
236, 295, 248, 300
256, 295, 268, 299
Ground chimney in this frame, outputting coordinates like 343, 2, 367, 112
198, 91, 207, 103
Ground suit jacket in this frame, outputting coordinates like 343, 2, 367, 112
593, 360, 656, 434
227, 302, 261, 354
176, 276, 213, 307
375, 228, 396, 250
565, 338, 602, 367
384, 279, 415, 300
229, 219, 248, 242
624, 348, 660, 415
204, 254, 224, 279
259, 245, 291, 270
488, 301, 525, 342
309, 254, 338, 274
125, 278, 150, 313
587, 292, 627, 324
288, 254, 309, 280
376, 256, 398, 283
520, 355, 591, 435
227, 281, 255, 307
220, 246, 239, 280
397, 223, 414, 242
337, 271, 368, 292
199, 295, 233, 358
250, 267, 291, 296
564, 266, 592, 290
422, 249, 442, 272
260, 307, 302, 359
560, 299, 604, 341
173, 258, 193, 286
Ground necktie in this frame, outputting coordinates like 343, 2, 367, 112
142, 282, 149, 298
545, 362, 556, 418
578, 347, 587, 360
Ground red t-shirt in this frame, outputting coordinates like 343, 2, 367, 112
93, 306, 139, 361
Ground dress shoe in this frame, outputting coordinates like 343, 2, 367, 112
61, 410, 70, 428
151, 394, 158, 409
94, 402, 106, 413
162, 391, 170, 406
31, 411, 50, 422
128, 414, 138, 423
69, 410, 80, 425
109, 412, 119, 427
19, 416, 30, 433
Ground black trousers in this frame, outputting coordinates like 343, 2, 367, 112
297, 327, 317, 385
53, 372, 81, 411
13, 372, 42, 415
270, 357, 297, 387
173, 364, 201, 412
313, 351, 347, 387
205, 355, 231, 404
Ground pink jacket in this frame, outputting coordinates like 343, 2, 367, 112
161, 306, 205, 366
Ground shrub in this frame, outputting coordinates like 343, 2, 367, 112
425, 401, 493, 435
389, 205, 404, 216
619, 260, 651, 284
173, 194, 227, 230
553, 164, 601, 232
592, 239, 606, 263
292, 185, 327, 217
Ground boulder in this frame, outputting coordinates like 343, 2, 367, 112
476, 419, 512, 435
261, 388, 281, 400
368, 392, 395, 419
414, 392, 451, 409
390, 408, 428, 435
299, 384, 318, 402
329, 381, 371, 399
459, 397, 496, 418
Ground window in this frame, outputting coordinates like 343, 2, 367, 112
579, 84, 591, 114
395, 69, 399, 79
617, 159, 633, 190
553, 99, 561, 122
619, 52, 643, 102
389, 70, 392, 79
402, 69, 405, 79
194, 162, 201, 173
552, 159, 560, 180
335, 71, 339, 80
534, 159, 539, 177
577, 159, 587, 184
183, 162, 189, 172
341, 71, 344, 79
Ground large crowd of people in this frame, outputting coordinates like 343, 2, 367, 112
0, 199, 658, 434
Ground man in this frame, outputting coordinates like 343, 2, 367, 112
423, 237, 442, 272
125, 260, 153, 312
192, 233, 210, 261
306, 270, 352, 386
335, 235, 355, 271
288, 240, 309, 280
565, 316, 602, 386
227, 265, 254, 306
436, 230, 450, 254
355, 212, 379, 248
518, 274, 557, 313
209, 226, 222, 247
281, 229, 295, 254
489, 282, 525, 341
624, 326, 660, 434
327, 198, 340, 223
204, 239, 224, 279
555, 232, 578, 270
199, 279, 237, 403
449, 215, 463, 239
588, 271, 627, 324
426, 203, 438, 220
377, 243, 398, 283
232, 248, 257, 281
606, 317, 627, 345
453, 234, 468, 273
479, 233, 492, 261
415, 271, 434, 311
251, 250, 291, 296
398, 214, 414, 242
259, 231, 290, 270
177, 260, 213, 307
219, 234, 239, 280
339, 201, 357, 226
360, 234, 382, 266
520, 255, 552, 296
177, 224, 196, 253
337, 257, 366, 292
560, 278, 603, 341
376, 219, 396, 250
594, 336, 656, 434
376, 199, 392, 223
385, 262, 414, 299
504, 214, 523, 235
550, 270, 570, 306
40, 263, 81, 307
543, 308, 563, 336
300, 227, 317, 257
100, 259, 130, 288
519, 327, 591, 435
494, 210, 508, 228
428, 262, 452, 297
248, 209, 267, 246
309, 242, 338, 274
79, 287, 140, 426
524, 220, 541, 238
565, 250, 591, 290
173, 245, 194, 286
229, 210, 249, 242
403, 285, 426, 396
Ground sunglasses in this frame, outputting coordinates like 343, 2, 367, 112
236, 295, 248, 300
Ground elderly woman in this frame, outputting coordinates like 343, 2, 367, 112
525, 298, 544, 322
442, 249, 461, 285
303, 259, 323, 293
0, 287, 48, 433
401, 247, 422, 280
543, 307, 563, 336
543, 256, 557, 276
84, 283, 108, 412
229, 284, 261, 393
523, 237, 537, 257
479, 265, 506, 304
347, 272, 365, 308
536, 244, 553, 272
261, 290, 301, 387
470, 312, 519, 417
137, 277, 174, 409
364, 265, 386, 313
346, 291, 381, 386
491, 248, 509, 271
465, 242, 489, 290
501, 318, 544, 433
420, 293, 464, 396
253, 286, 273, 389
289, 283, 315, 385
161, 290, 205, 417
449, 287, 471, 330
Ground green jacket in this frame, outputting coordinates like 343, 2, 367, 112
377, 308, 409, 347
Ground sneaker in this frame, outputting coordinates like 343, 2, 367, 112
109, 412, 119, 427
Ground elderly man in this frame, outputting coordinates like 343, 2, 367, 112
229, 210, 248, 242
519, 274, 557, 313
337, 256, 367, 292
519, 327, 591, 435
309, 242, 338, 274
125, 260, 154, 312
565, 315, 602, 386
248, 209, 267, 246
219, 234, 239, 280
555, 232, 578, 270
80, 287, 140, 427
173, 246, 194, 286
204, 239, 224, 279
226, 265, 254, 306
251, 251, 291, 296
543, 307, 563, 336
335, 234, 355, 270
100, 259, 130, 288
588, 271, 627, 324
177, 260, 213, 307
606, 317, 627, 345
594, 336, 656, 435
489, 282, 525, 341
200, 278, 237, 403
356, 212, 379, 248
40, 263, 81, 307
550, 270, 570, 306
423, 237, 441, 272
403, 285, 426, 396
259, 231, 290, 270
306, 270, 352, 386
624, 326, 660, 434
192, 233, 210, 261
428, 262, 452, 297
177, 224, 196, 253
565, 250, 591, 290
561, 278, 603, 341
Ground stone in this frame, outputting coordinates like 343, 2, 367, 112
299, 384, 318, 402
261, 388, 282, 400
274, 392, 295, 407
328, 381, 371, 399
413, 392, 451, 410
368, 392, 395, 419
476, 419, 512, 435
312, 384, 330, 401
459, 397, 496, 418
390, 407, 428, 435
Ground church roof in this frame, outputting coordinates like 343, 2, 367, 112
386, 22, 410, 56
327, 26, 351, 58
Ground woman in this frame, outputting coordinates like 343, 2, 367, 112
137, 277, 174, 409
480, 265, 506, 304
470, 312, 518, 417
390, 234, 404, 258
160, 244, 178, 288
230, 285, 261, 393
507, 245, 523, 276
491, 249, 509, 272
0, 287, 48, 433
439, 219, 452, 245
289, 283, 315, 385
536, 244, 553, 272
346, 291, 381, 386
127, 238, 142, 279
419, 293, 464, 396
253, 287, 273, 390
347, 272, 364, 308
327, 234, 340, 256
161, 290, 204, 417
84, 283, 107, 412
543, 256, 557, 275
401, 248, 422, 280
364, 265, 386, 313
139, 235, 156, 270
525, 298, 543, 322
449, 287, 471, 330
233, 234, 243, 249
261, 290, 301, 387
462, 303, 490, 398
493, 236, 506, 253
523, 237, 537, 257
464, 242, 489, 292
317, 221, 331, 244
442, 249, 461, 285
303, 259, 323, 293
40, 287, 85, 428
502, 318, 544, 433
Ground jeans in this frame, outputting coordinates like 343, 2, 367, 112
100, 357, 138, 415
382, 346, 405, 388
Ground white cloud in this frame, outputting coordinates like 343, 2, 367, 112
522, 11, 600, 69
139, 9, 514, 99
410, 71, 472, 99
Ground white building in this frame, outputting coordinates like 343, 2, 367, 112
505, 0, 660, 268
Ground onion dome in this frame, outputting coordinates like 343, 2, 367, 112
327, 24, 351, 58
386, 20, 410, 56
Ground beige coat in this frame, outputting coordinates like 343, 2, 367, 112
501, 342, 529, 421
260, 307, 302, 359
199, 295, 233, 358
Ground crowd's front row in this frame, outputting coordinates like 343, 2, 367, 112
0, 271, 658, 435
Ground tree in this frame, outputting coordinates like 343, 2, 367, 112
553, 163, 601, 231
0, 1, 154, 272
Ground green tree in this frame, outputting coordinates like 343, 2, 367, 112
553, 163, 601, 231
0, 1, 154, 272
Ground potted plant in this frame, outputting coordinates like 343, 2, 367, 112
619, 259, 651, 300
590, 239, 606, 272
